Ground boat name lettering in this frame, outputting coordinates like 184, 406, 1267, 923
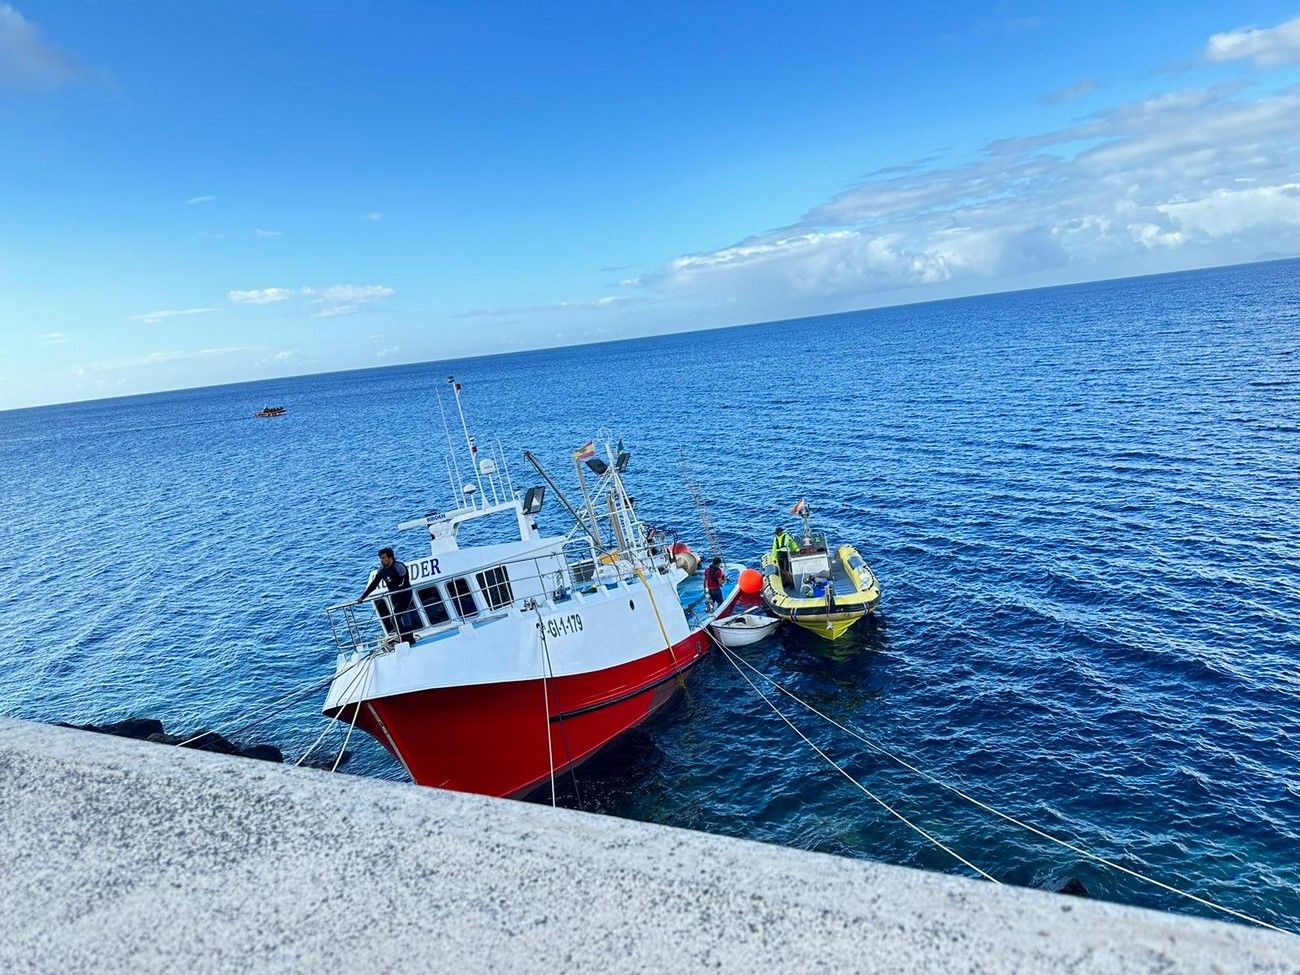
408, 557, 442, 583
542, 613, 584, 639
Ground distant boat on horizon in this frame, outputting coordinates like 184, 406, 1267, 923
253, 405, 286, 417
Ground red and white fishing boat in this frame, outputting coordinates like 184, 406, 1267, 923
320, 378, 736, 799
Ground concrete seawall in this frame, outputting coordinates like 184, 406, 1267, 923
0, 718, 1295, 973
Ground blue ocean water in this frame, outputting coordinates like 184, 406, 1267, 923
2, 260, 1298, 930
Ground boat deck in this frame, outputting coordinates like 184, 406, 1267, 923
678, 571, 760, 628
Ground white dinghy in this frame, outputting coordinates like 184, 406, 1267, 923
709, 612, 781, 648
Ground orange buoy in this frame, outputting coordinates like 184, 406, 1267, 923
738, 568, 763, 595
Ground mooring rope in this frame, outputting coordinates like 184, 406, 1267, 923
176, 653, 372, 750
633, 565, 679, 667
711, 635, 999, 882
294, 654, 375, 768
720, 644, 1292, 936
294, 723, 334, 769
532, 605, 583, 807
536, 618, 558, 807
331, 656, 374, 773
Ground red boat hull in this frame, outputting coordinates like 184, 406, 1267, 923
330, 628, 713, 798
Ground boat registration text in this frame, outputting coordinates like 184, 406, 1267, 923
541, 613, 585, 640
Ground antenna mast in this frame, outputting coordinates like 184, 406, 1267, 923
448, 376, 486, 504
436, 388, 467, 507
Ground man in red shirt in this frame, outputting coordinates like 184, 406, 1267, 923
704, 557, 726, 609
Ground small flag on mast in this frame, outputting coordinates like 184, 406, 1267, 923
573, 440, 596, 461
790, 499, 809, 516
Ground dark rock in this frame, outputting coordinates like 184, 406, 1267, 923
62, 717, 167, 740
97, 718, 166, 740
60, 718, 284, 766
179, 730, 241, 756
1049, 876, 1091, 898
238, 744, 284, 763
301, 749, 352, 771
159, 730, 282, 763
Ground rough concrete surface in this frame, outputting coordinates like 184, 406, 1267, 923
0, 718, 1295, 974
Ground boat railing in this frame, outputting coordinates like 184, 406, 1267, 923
324, 540, 672, 657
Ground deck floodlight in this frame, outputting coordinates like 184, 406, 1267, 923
585, 457, 609, 476
522, 485, 546, 515
615, 451, 631, 472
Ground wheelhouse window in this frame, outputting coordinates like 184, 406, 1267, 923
446, 577, 478, 619
475, 565, 513, 610
416, 586, 450, 626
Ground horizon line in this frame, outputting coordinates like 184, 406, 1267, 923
5, 253, 1298, 415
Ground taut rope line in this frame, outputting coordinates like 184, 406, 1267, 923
536, 617, 558, 807
723, 644, 1292, 936
294, 654, 376, 768
331, 656, 374, 773
633, 564, 680, 668
533, 605, 583, 807
177, 653, 371, 750
712, 635, 999, 883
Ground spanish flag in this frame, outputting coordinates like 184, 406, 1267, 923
573, 440, 596, 461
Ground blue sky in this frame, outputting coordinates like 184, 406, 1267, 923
3, 2, 1300, 410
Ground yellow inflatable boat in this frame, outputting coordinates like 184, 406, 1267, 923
761, 522, 880, 640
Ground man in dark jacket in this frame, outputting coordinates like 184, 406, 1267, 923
359, 547, 419, 644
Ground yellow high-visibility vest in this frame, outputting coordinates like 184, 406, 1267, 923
771, 530, 799, 562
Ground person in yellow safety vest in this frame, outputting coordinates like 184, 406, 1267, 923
771, 525, 800, 563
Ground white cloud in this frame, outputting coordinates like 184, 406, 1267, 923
252, 228, 282, 238
185, 195, 217, 206
363, 212, 382, 222
301, 284, 396, 317
126, 307, 217, 324
637, 79, 1300, 318
1207, 16, 1300, 66
1043, 78, 1096, 106
229, 287, 294, 305
1128, 223, 1187, 249
72, 346, 257, 376
138, 347, 245, 365
652, 226, 1066, 308
456, 295, 633, 318
669, 232, 855, 272
227, 284, 397, 316
376, 346, 400, 359
1001, 16, 1044, 33
0, 4, 80, 90
258, 349, 298, 367
1157, 183, 1300, 237
40, 331, 66, 345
